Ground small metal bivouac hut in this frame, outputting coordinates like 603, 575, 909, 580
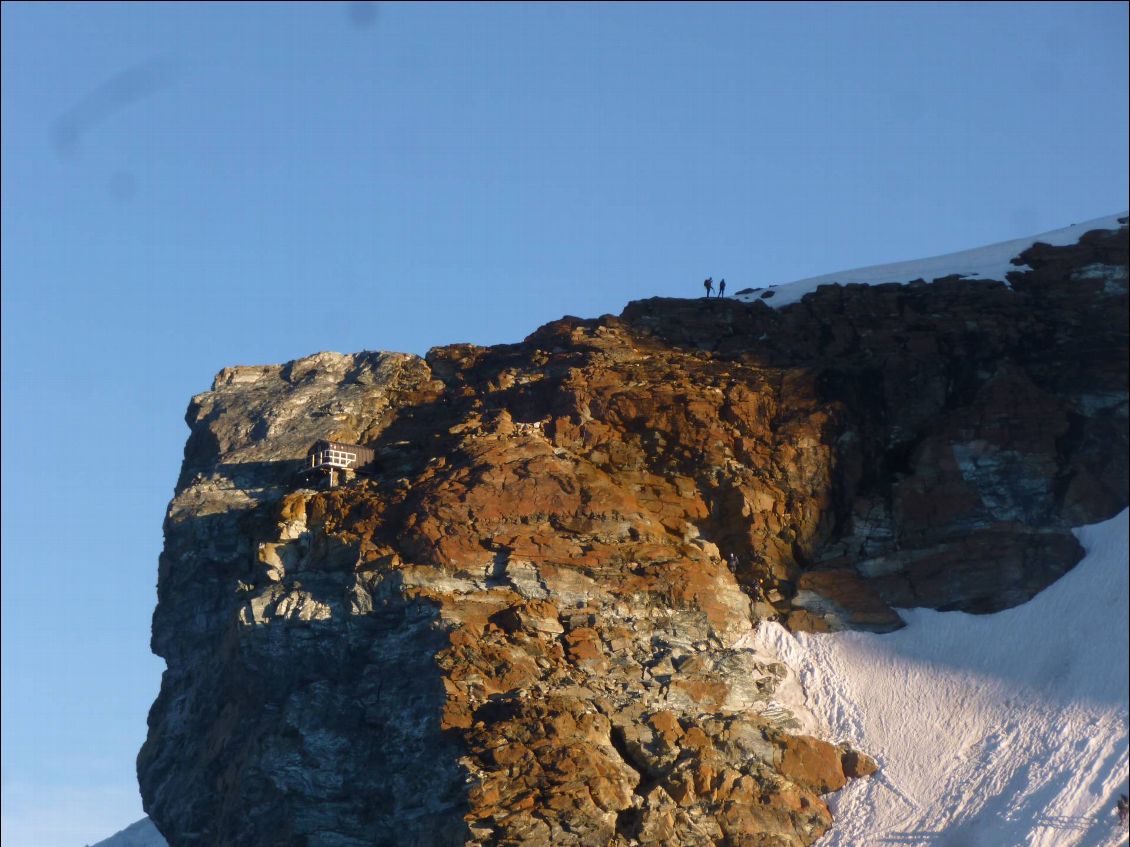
305, 440, 376, 488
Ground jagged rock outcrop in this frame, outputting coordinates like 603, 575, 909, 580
140, 223, 1128, 846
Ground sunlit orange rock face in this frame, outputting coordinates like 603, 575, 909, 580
140, 224, 1126, 846
268, 319, 860, 845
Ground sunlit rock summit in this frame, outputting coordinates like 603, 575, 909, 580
138, 216, 1128, 846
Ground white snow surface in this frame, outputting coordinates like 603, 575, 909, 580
735, 212, 1128, 309
749, 509, 1130, 847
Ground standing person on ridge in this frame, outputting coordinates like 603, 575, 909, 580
703, 277, 714, 298
718, 279, 726, 298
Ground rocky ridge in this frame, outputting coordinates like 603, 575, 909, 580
140, 221, 1128, 846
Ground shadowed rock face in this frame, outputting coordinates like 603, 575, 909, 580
140, 225, 1127, 846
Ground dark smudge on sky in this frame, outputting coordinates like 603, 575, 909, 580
347, 1, 378, 28
51, 58, 175, 156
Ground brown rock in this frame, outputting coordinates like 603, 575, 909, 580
840, 748, 879, 779
142, 224, 1128, 846
777, 734, 848, 794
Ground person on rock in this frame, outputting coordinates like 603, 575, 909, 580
718, 279, 726, 298
703, 277, 714, 298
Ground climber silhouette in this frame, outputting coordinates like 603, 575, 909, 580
718, 279, 726, 298
703, 277, 714, 298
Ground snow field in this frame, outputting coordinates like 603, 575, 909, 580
735, 212, 1128, 308
750, 510, 1130, 847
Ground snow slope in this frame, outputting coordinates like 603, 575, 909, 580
751, 509, 1130, 847
735, 212, 1128, 309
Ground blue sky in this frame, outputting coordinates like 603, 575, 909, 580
1, 2, 1127, 844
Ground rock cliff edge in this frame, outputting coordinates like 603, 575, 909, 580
139, 221, 1128, 846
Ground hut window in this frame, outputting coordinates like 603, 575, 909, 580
310, 448, 358, 469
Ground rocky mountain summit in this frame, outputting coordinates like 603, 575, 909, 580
139, 220, 1128, 846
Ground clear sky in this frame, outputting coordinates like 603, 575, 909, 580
1, 2, 1127, 844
